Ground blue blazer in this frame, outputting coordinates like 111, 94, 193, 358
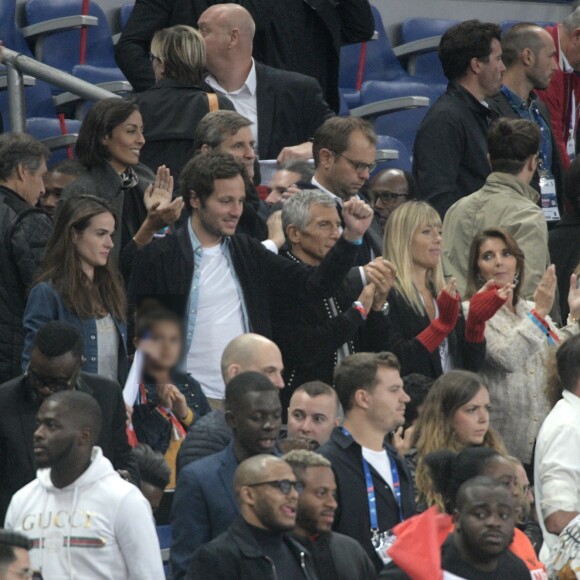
170, 442, 239, 580
22, 281, 128, 383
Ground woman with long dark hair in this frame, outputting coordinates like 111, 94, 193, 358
61, 98, 184, 276
22, 195, 128, 382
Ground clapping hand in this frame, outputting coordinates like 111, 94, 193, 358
440, 277, 458, 299
534, 265, 557, 319
144, 165, 174, 211
568, 273, 580, 321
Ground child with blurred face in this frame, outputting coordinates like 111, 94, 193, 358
131, 309, 212, 487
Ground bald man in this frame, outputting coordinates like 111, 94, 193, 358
187, 455, 317, 580
115, 0, 373, 112
367, 169, 416, 228
200, 4, 334, 163
5, 391, 164, 579
176, 333, 284, 470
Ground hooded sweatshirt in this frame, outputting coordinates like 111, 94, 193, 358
4, 446, 164, 580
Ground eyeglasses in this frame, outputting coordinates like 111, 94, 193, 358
374, 192, 410, 204
247, 479, 305, 495
332, 151, 377, 174
0, 567, 43, 579
25, 365, 80, 393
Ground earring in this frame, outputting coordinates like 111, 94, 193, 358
513, 271, 520, 286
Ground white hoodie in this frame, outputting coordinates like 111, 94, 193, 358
4, 447, 164, 580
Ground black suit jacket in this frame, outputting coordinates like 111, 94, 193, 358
363, 289, 486, 378
254, 62, 334, 160
487, 90, 564, 212
115, 0, 374, 111
0, 372, 137, 523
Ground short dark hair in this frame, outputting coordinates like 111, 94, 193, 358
334, 352, 400, 413
312, 117, 376, 169
438, 20, 502, 81
179, 152, 246, 213
548, 334, 580, 407
565, 156, 580, 215
225, 371, 278, 412
49, 159, 86, 176
0, 133, 50, 182
280, 160, 314, 183
402, 373, 433, 427
132, 443, 171, 490
76, 99, 140, 169
501, 23, 545, 68
294, 381, 339, 413
135, 307, 184, 341
0, 530, 32, 568
32, 321, 84, 362
487, 118, 541, 174
45, 390, 103, 444
193, 110, 253, 151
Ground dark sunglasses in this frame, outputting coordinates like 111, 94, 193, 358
374, 192, 410, 204
247, 479, 305, 495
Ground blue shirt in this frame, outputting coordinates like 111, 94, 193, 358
500, 84, 554, 176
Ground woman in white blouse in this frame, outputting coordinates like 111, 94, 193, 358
463, 227, 580, 466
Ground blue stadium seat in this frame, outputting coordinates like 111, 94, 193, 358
26, 117, 82, 166
376, 135, 412, 173
500, 20, 555, 34
0, 0, 67, 130
119, 2, 134, 31
399, 18, 459, 89
339, 6, 433, 109
359, 80, 442, 152
23, 0, 129, 92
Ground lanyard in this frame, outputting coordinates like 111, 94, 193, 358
341, 428, 404, 538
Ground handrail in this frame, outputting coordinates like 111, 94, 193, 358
2, 46, 121, 132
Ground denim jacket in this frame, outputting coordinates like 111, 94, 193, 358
22, 281, 128, 383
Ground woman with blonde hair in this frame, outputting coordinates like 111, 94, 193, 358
410, 369, 507, 510
464, 227, 580, 465
135, 24, 235, 178
22, 195, 128, 383
365, 200, 506, 377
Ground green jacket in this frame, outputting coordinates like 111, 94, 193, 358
442, 172, 549, 300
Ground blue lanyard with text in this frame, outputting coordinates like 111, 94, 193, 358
341, 427, 404, 537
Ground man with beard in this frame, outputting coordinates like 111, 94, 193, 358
186, 454, 317, 580
171, 372, 283, 579
0, 322, 136, 524
4, 391, 163, 579
380, 477, 531, 579
284, 449, 377, 580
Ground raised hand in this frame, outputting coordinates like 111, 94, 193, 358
363, 257, 397, 298
440, 277, 458, 299
342, 197, 373, 241
143, 165, 174, 211
567, 273, 580, 321
534, 265, 557, 319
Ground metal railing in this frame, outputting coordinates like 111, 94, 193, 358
2, 46, 121, 132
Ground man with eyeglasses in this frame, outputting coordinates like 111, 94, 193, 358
187, 454, 318, 580
0, 530, 38, 580
306, 116, 384, 269
366, 169, 417, 229
284, 449, 377, 580
0, 321, 137, 524
171, 371, 283, 579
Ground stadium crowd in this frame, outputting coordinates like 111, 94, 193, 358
4, 1, 580, 578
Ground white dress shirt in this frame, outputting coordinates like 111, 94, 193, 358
205, 59, 259, 148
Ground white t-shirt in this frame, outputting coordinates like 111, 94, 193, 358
362, 447, 394, 492
187, 244, 245, 399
